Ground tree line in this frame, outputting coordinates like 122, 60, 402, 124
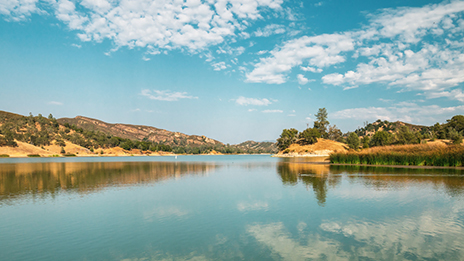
277, 108, 464, 151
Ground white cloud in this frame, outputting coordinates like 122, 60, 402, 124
212, 61, 227, 71
332, 104, 464, 124
246, 33, 354, 84
0, 0, 41, 21
141, 89, 198, 101
297, 74, 310, 85
262, 109, 283, 113
4, 0, 284, 56
236, 96, 272, 106
71, 43, 81, 48
48, 101, 63, 105
245, 1, 464, 102
300, 66, 322, 73
254, 24, 285, 37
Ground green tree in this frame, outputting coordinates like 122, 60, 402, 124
395, 126, 419, 145
276, 128, 299, 150
446, 115, 464, 132
361, 136, 370, 148
314, 108, 329, 138
369, 131, 392, 147
327, 125, 343, 142
346, 132, 360, 149
298, 128, 321, 145
449, 129, 463, 145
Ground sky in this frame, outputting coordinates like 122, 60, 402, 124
1, 0, 464, 144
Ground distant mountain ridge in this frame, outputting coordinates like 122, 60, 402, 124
0, 110, 278, 154
58, 116, 222, 147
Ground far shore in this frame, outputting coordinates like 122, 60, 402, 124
0, 153, 274, 159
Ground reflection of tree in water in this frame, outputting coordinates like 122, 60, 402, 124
277, 162, 341, 206
330, 165, 464, 197
0, 161, 218, 202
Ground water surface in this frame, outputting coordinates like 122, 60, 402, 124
1, 155, 463, 260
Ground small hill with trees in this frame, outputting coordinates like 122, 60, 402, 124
276, 108, 464, 158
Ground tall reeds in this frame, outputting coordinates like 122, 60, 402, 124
330, 144, 464, 167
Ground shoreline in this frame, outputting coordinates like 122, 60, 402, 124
286, 161, 464, 170
0, 153, 274, 158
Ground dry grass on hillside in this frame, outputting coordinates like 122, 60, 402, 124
0, 141, 55, 157
360, 142, 447, 154
277, 139, 348, 157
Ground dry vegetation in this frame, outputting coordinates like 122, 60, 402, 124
330, 142, 464, 167
275, 138, 348, 157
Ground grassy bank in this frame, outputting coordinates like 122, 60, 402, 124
329, 144, 464, 167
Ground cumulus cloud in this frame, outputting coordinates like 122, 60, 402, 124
262, 109, 283, 113
332, 104, 464, 124
141, 89, 198, 101
212, 61, 227, 71
254, 24, 285, 37
246, 33, 354, 84
0, 0, 41, 21
245, 1, 464, 102
297, 74, 310, 85
2, 0, 284, 56
236, 96, 273, 106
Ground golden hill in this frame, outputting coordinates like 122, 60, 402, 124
275, 138, 348, 157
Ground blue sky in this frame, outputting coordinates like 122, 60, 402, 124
1, 0, 464, 143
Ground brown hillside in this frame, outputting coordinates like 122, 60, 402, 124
275, 138, 348, 157
58, 116, 222, 147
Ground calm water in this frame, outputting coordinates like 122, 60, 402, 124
1, 155, 464, 260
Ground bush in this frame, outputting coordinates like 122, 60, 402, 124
0, 154, 9, 157
27, 154, 41, 157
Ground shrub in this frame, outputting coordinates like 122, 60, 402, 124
27, 154, 41, 157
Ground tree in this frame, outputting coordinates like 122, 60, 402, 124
276, 128, 299, 150
327, 125, 343, 142
298, 128, 321, 145
346, 132, 360, 149
369, 131, 392, 147
446, 115, 464, 132
314, 108, 329, 138
449, 129, 463, 145
361, 136, 370, 148
395, 126, 419, 145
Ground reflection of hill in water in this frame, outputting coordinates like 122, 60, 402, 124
277, 163, 464, 206
0, 162, 217, 202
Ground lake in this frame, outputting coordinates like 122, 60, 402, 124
1, 155, 464, 260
